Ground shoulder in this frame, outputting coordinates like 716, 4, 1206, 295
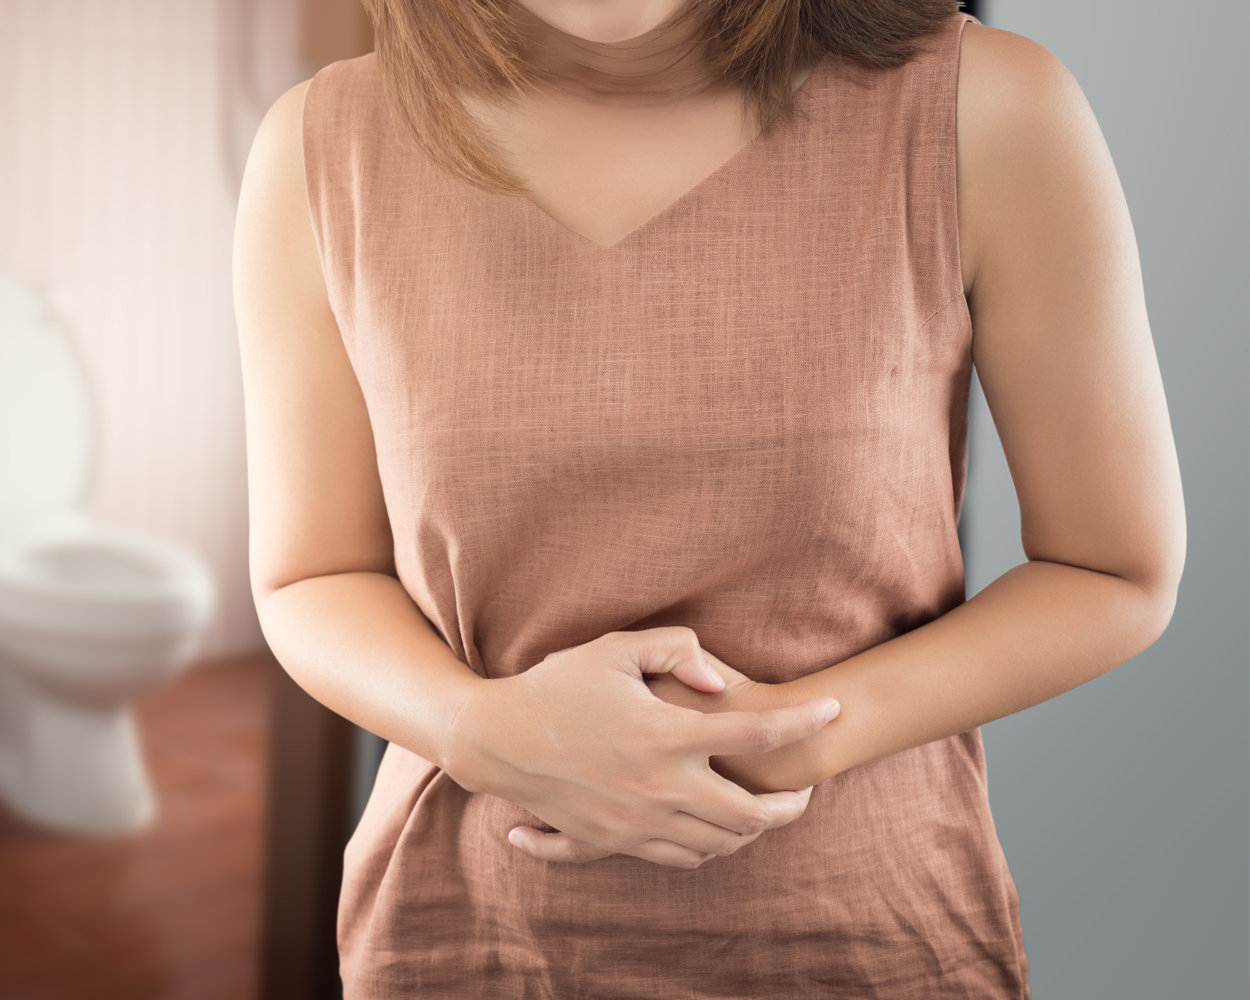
955, 20, 1109, 290
241, 55, 374, 221
244, 77, 315, 191
255, 53, 379, 148
957, 20, 1087, 126
237, 78, 315, 225
234, 77, 324, 302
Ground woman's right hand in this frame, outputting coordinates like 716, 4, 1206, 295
442, 626, 841, 869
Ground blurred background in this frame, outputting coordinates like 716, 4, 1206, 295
0, 0, 1244, 998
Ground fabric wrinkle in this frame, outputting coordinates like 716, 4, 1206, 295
304, 11, 1029, 998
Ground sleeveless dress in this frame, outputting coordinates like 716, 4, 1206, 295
301, 10, 1030, 998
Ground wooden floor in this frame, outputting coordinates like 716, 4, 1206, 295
0, 652, 272, 1000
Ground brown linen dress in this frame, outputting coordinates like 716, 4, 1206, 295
301, 10, 1030, 997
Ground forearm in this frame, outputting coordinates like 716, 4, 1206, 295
773, 560, 1176, 788
256, 571, 486, 770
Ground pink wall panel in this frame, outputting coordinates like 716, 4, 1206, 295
1, 0, 311, 661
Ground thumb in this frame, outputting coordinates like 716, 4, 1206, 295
507, 826, 615, 863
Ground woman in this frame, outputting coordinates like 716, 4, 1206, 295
232, 0, 1185, 996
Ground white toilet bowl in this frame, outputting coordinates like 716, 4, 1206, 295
0, 512, 216, 834
0, 273, 217, 834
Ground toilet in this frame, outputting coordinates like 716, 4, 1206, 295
0, 272, 216, 835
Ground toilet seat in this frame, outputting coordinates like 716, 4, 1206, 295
0, 516, 215, 636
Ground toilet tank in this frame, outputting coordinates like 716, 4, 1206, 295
0, 272, 98, 542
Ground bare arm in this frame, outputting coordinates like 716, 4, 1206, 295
232, 78, 482, 769
645, 24, 1186, 793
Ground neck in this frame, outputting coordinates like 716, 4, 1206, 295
514, 7, 722, 107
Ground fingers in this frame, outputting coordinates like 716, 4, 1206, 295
507, 827, 617, 864
678, 698, 841, 758
674, 769, 815, 838
741, 786, 815, 838
616, 626, 725, 693
508, 785, 816, 869
508, 826, 713, 869
659, 790, 814, 858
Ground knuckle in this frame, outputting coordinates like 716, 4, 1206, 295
650, 781, 683, 809
750, 720, 783, 754
642, 715, 678, 753
743, 808, 772, 835
652, 731, 682, 760
628, 768, 667, 801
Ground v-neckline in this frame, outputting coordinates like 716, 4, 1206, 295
479, 56, 830, 255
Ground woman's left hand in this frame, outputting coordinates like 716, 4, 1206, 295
506, 648, 829, 864
644, 649, 823, 795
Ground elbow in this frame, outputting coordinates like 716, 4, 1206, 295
1123, 567, 1183, 649
249, 571, 322, 613
249, 569, 289, 614
1121, 523, 1188, 645
1142, 535, 1187, 641
250, 564, 397, 615
249, 569, 315, 617
1144, 582, 1179, 644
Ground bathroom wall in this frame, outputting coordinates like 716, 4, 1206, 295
0, 0, 371, 661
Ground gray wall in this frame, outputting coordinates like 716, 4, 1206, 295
968, 2, 1249, 996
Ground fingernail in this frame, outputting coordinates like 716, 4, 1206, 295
703, 654, 724, 688
821, 700, 841, 723
508, 829, 523, 848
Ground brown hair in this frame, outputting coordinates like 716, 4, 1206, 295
357, 0, 967, 196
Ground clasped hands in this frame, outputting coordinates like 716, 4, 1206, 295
443, 626, 840, 870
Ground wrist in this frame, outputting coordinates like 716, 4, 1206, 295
713, 679, 826, 792
771, 679, 829, 788
438, 673, 497, 789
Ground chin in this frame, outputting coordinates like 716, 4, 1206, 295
518, 0, 692, 46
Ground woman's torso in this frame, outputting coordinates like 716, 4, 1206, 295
301, 10, 1029, 997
